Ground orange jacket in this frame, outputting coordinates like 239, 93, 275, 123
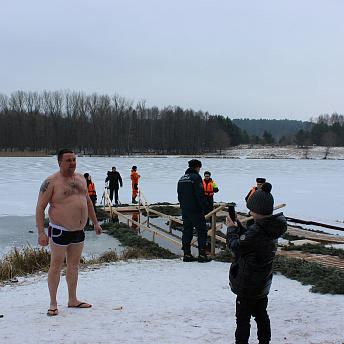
245, 187, 257, 202
131, 170, 140, 185
87, 180, 96, 196
203, 179, 215, 196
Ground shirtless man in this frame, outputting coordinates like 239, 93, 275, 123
36, 149, 102, 316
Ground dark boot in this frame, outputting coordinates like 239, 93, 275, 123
198, 246, 212, 263
132, 197, 138, 204
182, 246, 197, 262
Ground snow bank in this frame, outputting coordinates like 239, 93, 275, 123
0, 259, 343, 344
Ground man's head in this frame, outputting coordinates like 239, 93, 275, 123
188, 159, 202, 173
256, 177, 266, 189
204, 171, 211, 180
247, 182, 274, 216
112, 166, 116, 172
57, 149, 76, 174
58, 148, 74, 162
84, 173, 89, 179
132, 166, 137, 171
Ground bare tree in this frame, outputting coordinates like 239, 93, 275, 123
321, 131, 337, 159
212, 129, 231, 154
26, 91, 41, 151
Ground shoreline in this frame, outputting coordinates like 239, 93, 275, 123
1, 145, 344, 159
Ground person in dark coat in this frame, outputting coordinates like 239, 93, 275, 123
226, 182, 287, 344
177, 159, 211, 263
105, 167, 123, 204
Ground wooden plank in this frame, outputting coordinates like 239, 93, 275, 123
137, 186, 150, 206
111, 207, 182, 247
286, 217, 344, 232
286, 226, 344, 244
149, 208, 183, 225
277, 248, 344, 270
205, 204, 226, 219
113, 206, 139, 212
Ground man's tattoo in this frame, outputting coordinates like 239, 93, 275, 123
40, 179, 51, 194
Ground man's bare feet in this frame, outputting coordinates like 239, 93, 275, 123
68, 301, 92, 308
47, 308, 58, 316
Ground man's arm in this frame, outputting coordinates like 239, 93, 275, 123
118, 173, 123, 187
36, 177, 54, 246
213, 181, 219, 193
194, 175, 208, 211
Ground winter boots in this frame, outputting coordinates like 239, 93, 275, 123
132, 197, 138, 204
198, 246, 212, 263
182, 246, 197, 262
183, 246, 212, 262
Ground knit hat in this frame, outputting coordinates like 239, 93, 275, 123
188, 159, 202, 168
246, 182, 274, 215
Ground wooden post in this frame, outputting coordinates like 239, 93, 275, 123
169, 218, 172, 233
211, 213, 216, 256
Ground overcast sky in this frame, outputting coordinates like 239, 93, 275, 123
1, 0, 343, 121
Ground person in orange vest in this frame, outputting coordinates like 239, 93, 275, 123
245, 177, 266, 202
130, 166, 140, 204
203, 171, 219, 213
84, 173, 97, 215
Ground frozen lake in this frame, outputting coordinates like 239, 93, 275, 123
1, 155, 343, 256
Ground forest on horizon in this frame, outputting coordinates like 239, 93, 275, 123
0, 90, 343, 155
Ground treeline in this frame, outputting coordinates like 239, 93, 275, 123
233, 118, 308, 143
0, 90, 243, 155
1, 90, 343, 154
295, 113, 344, 147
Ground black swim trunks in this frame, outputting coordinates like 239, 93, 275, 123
48, 223, 85, 246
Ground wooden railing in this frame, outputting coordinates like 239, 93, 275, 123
101, 186, 227, 256
101, 186, 286, 256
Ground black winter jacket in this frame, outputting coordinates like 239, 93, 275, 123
177, 168, 208, 212
226, 213, 287, 299
105, 171, 123, 189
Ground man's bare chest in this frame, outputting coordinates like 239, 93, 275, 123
53, 183, 87, 202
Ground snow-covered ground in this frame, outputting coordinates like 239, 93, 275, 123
0, 259, 343, 344
224, 144, 344, 160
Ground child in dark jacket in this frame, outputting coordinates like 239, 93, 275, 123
226, 182, 287, 344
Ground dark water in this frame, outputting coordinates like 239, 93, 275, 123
0, 216, 124, 259
0, 214, 225, 259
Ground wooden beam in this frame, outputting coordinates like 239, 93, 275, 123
240, 203, 286, 223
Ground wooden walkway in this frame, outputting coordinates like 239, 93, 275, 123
101, 195, 344, 270
277, 248, 344, 270
278, 225, 344, 270
286, 226, 344, 245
